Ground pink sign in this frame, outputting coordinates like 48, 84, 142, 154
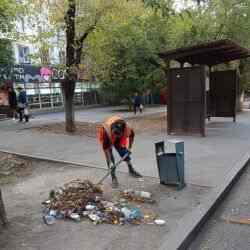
40, 67, 52, 81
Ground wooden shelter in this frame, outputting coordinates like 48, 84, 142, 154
159, 39, 250, 136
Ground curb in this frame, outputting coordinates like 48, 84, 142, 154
159, 151, 250, 250
0, 149, 103, 171
0, 149, 159, 180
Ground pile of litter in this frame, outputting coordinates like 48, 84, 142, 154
42, 179, 165, 226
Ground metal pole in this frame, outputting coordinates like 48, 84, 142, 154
50, 83, 54, 108
38, 83, 42, 109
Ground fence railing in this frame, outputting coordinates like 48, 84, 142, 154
14, 82, 101, 110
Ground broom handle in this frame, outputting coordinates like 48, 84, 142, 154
96, 152, 130, 185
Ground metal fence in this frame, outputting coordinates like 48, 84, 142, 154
13, 82, 100, 110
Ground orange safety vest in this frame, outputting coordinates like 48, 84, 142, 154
98, 116, 131, 148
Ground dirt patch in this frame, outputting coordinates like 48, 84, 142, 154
0, 156, 207, 250
128, 113, 167, 134
30, 113, 167, 137
31, 121, 101, 138
0, 154, 209, 250
0, 153, 32, 184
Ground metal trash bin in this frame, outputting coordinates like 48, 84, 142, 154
155, 140, 185, 190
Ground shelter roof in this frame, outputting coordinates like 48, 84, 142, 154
159, 39, 250, 66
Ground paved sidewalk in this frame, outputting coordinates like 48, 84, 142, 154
1, 106, 250, 249
0, 106, 166, 132
1, 107, 250, 189
33, 105, 167, 124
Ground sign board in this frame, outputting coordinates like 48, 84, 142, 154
0, 65, 86, 83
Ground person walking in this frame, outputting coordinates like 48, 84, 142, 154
7, 86, 17, 120
132, 92, 143, 114
98, 115, 142, 188
17, 86, 29, 122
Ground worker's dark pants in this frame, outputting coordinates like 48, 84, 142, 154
104, 146, 131, 178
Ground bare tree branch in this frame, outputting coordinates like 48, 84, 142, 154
75, 6, 108, 65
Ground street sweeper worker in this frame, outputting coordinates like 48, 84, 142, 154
98, 115, 142, 187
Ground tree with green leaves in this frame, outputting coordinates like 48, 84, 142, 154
62, 0, 118, 132
23, 0, 250, 128
87, 1, 172, 106
177, 0, 250, 89
94, 0, 250, 104
0, 39, 14, 66
0, 0, 18, 80
0, 0, 17, 33
0, 0, 21, 228
28, 0, 121, 132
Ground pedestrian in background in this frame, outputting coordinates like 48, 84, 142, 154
7, 86, 17, 120
17, 86, 29, 122
132, 92, 143, 114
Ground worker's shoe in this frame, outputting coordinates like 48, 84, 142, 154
111, 176, 119, 188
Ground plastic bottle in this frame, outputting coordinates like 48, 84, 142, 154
70, 213, 81, 222
121, 207, 141, 221
49, 210, 57, 217
129, 207, 141, 220
134, 191, 152, 199
43, 215, 56, 225
154, 219, 166, 225
85, 204, 96, 211
88, 213, 102, 224
121, 207, 131, 220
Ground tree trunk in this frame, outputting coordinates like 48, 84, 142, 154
62, 79, 76, 132
0, 189, 8, 228
63, 0, 98, 132
63, 0, 77, 133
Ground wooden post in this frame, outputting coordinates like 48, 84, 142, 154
0, 189, 8, 227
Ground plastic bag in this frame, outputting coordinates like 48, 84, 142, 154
24, 108, 29, 116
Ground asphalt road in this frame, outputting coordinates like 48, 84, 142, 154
189, 164, 250, 250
